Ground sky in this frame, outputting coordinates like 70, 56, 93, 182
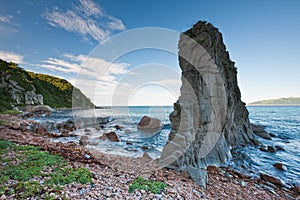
0, 0, 299, 106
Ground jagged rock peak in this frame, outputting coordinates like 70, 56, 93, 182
159, 21, 256, 188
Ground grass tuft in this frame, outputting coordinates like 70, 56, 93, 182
129, 176, 167, 194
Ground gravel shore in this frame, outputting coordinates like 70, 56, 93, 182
0, 114, 299, 199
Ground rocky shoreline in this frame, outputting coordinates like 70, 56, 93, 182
0, 113, 299, 199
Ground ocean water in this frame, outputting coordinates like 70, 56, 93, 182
228, 106, 300, 186
30, 106, 300, 185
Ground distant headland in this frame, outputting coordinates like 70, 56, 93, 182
248, 97, 300, 106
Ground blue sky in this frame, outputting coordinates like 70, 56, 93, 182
0, 0, 299, 105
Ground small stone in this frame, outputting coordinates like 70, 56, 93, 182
84, 154, 91, 159
275, 145, 285, 151
224, 173, 233, 178
115, 125, 123, 130
84, 128, 91, 132
240, 180, 247, 187
10, 124, 20, 130
79, 136, 89, 146
141, 146, 150, 150
292, 184, 300, 194
273, 163, 287, 171
207, 166, 218, 172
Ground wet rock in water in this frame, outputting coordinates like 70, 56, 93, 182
269, 133, 277, 137
115, 125, 123, 130
251, 124, 272, 140
57, 119, 76, 131
126, 141, 132, 145
260, 173, 284, 186
100, 125, 105, 129
80, 135, 89, 146
275, 145, 285, 151
137, 116, 163, 131
141, 146, 150, 151
267, 146, 276, 153
259, 145, 276, 153
84, 128, 91, 132
99, 132, 119, 142
60, 130, 70, 137
273, 163, 287, 171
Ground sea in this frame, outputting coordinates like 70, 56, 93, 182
29, 106, 300, 186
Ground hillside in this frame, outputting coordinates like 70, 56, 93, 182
0, 59, 94, 111
249, 97, 300, 106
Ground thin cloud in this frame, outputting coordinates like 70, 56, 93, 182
78, 0, 103, 16
0, 15, 13, 23
38, 53, 130, 84
38, 57, 81, 73
43, 0, 125, 42
0, 51, 24, 63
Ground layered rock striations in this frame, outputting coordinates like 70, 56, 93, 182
159, 21, 257, 187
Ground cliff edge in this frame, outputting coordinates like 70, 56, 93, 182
159, 21, 257, 187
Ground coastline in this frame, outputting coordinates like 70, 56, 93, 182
247, 104, 300, 107
0, 113, 299, 199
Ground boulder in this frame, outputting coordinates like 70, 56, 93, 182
251, 124, 272, 140
137, 116, 163, 131
260, 173, 284, 186
99, 132, 119, 142
159, 21, 256, 188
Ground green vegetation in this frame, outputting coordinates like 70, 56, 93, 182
249, 97, 300, 106
0, 110, 21, 115
128, 176, 167, 194
0, 140, 91, 199
0, 59, 94, 111
0, 120, 7, 126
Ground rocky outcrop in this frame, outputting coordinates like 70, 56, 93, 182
251, 124, 272, 140
25, 91, 43, 105
159, 21, 256, 188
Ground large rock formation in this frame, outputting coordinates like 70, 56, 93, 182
159, 21, 257, 187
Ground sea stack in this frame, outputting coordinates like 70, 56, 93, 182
159, 21, 256, 188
